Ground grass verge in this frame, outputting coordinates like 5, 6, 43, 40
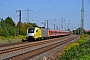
58, 34, 90, 60
0, 35, 26, 44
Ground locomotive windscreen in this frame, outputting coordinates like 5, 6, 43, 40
28, 27, 35, 33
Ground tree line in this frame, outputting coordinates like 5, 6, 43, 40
73, 28, 90, 35
0, 16, 38, 37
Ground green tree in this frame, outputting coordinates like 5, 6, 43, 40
17, 22, 38, 35
23, 22, 32, 29
3, 26, 10, 37
17, 21, 22, 35
0, 17, 38, 37
31, 23, 38, 27
75, 28, 86, 35
0, 17, 18, 37
5, 17, 15, 27
87, 30, 90, 35
0, 27, 4, 36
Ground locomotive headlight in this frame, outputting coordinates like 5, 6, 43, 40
32, 33, 35, 36
32, 33, 36, 36
33, 34, 35, 36
27, 33, 35, 36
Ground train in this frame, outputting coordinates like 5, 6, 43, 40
23, 27, 70, 42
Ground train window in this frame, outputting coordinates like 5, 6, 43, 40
36, 30, 38, 32
28, 27, 35, 33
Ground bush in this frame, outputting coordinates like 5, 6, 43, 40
0, 27, 4, 36
0, 16, 38, 38
58, 34, 90, 60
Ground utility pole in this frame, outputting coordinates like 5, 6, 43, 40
0, 18, 1, 27
56, 25, 58, 30
78, 24, 79, 35
63, 18, 66, 30
16, 10, 21, 35
23, 8, 33, 22
68, 20, 70, 31
59, 24, 60, 30
81, 0, 84, 35
54, 24, 55, 30
46, 20, 49, 29
41, 22, 46, 27
61, 18, 63, 30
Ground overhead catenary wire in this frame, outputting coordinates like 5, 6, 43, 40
9, 0, 45, 21
0, 10, 18, 17
27, 0, 70, 22
53, 0, 70, 7
29, 14, 46, 20
0, 4, 16, 10
48, 0, 61, 17
30, 0, 73, 22
0, 1, 45, 24
0, 12, 17, 18
64, 11, 80, 18
0, 0, 83, 30
8, 0, 49, 19
0, 3, 28, 24
34, 0, 70, 12
0, 0, 71, 20
0, 8, 16, 12
0, 8, 26, 20
11, 0, 26, 9
33, 0, 65, 11
32, 0, 46, 10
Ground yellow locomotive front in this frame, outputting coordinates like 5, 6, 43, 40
27, 27, 42, 41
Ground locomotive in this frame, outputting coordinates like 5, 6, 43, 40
24, 27, 70, 42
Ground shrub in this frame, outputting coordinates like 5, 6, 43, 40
58, 34, 90, 60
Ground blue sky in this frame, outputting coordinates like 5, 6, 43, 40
0, 0, 90, 30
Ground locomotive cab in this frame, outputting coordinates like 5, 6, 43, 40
27, 27, 41, 41
27, 27, 35, 36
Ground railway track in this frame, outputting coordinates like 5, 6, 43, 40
0, 35, 72, 48
0, 35, 79, 60
0, 42, 26, 47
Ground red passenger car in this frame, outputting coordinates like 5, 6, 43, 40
49, 30, 56, 37
49, 30, 70, 38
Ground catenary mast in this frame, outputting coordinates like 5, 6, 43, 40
81, 0, 84, 35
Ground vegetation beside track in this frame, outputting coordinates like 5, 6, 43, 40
0, 17, 38, 44
0, 35, 26, 44
58, 34, 90, 60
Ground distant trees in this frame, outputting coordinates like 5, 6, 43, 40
0, 17, 18, 37
0, 16, 38, 37
17, 22, 38, 35
73, 27, 87, 35
0, 27, 4, 36
5, 17, 15, 27
84, 30, 90, 35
